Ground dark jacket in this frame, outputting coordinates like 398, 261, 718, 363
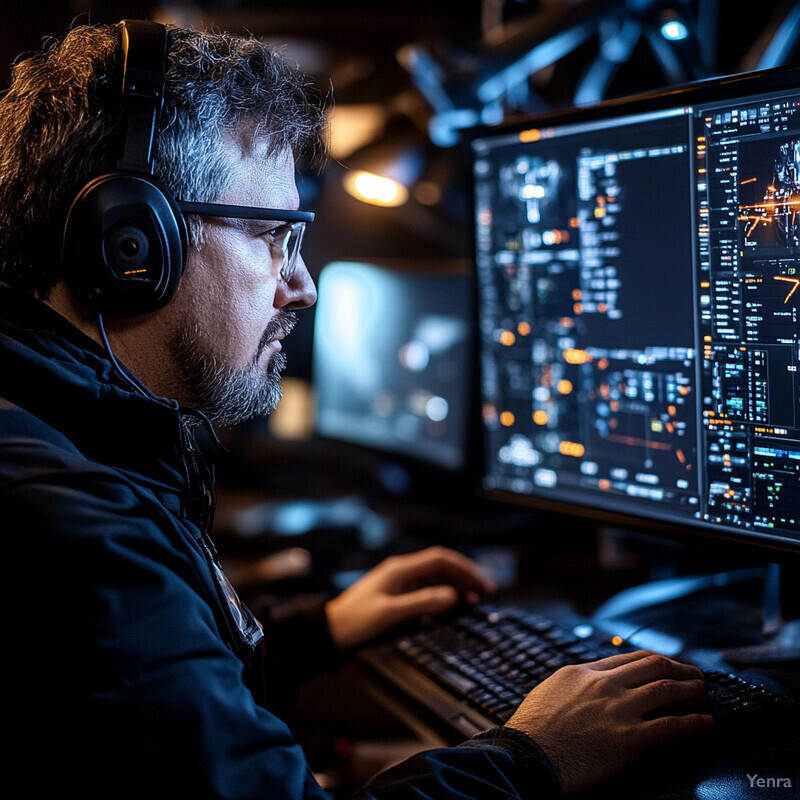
0, 286, 559, 799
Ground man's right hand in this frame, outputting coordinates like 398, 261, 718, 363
504, 650, 714, 795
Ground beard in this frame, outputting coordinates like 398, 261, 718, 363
169, 310, 298, 427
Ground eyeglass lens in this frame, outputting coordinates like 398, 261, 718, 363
279, 222, 306, 282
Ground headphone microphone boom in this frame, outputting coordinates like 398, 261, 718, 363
61, 19, 188, 316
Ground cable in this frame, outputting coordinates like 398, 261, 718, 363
96, 311, 158, 400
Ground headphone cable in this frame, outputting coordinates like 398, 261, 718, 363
96, 311, 158, 400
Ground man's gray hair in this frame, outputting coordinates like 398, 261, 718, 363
0, 22, 329, 296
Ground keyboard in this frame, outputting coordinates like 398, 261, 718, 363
357, 602, 798, 740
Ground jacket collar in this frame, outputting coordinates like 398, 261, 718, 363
0, 285, 223, 529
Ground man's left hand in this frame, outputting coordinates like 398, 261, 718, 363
325, 545, 496, 650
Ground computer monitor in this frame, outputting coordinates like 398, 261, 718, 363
312, 260, 474, 480
470, 66, 800, 561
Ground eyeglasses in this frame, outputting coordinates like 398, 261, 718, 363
178, 201, 315, 283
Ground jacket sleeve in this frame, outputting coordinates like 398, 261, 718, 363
2, 434, 560, 800
352, 727, 561, 799
255, 591, 345, 711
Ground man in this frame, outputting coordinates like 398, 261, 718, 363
0, 19, 712, 799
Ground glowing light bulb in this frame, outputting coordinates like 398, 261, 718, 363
343, 170, 409, 207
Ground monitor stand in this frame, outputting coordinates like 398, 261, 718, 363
590, 553, 800, 667
718, 563, 800, 668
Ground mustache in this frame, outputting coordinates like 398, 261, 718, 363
256, 310, 298, 361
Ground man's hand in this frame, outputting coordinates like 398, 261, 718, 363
325, 546, 496, 650
505, 650, 714, 795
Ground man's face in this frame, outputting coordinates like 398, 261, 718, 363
168, 139, 317, 425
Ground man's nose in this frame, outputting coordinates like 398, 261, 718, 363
278, 254, 317, 309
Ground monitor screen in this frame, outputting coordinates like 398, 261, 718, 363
312, 260, 474, 473
470, 66, 800, 557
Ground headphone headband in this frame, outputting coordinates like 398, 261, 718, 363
116, 20, 167, 174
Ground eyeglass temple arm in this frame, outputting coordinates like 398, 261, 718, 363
177, 201, 314, 223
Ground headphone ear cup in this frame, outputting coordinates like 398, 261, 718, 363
62, 173, 188, 316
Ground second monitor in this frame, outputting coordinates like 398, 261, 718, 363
312, 259, 474, 476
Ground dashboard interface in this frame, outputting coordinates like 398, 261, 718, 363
472, 68, 800, 550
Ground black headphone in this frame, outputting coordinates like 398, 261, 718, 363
61, 19, 188, 316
